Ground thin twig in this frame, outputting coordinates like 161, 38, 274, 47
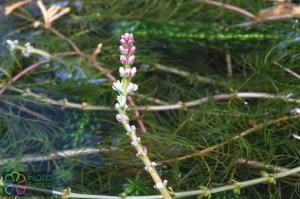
236, 158, 300, 178
274, 62, 300, 80
89, 43, 103, 63
174, 166, 300, 198
128, 96, 147, 133
198, 0, 256, 19
10, 88, 300, 111
225, 52, 232, 77
0, 147, 118, 166
4, 0, 32, 15
0, 59, 50, 96
37, 0, 71, 29
9, 86, 113, 110
158, 114, 300, 165
132, 92, 300, 111
237, 13, 298, 26
93, 61, 117, 82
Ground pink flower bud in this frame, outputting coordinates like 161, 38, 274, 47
128, 33, 133, 39
130, 67, 137, 76
119, 67, 125, 76
128, 46, 136, 54
120, 55, 128, 64
127, 39, 134, 46
124, 33, 130, 38
127, 55, 135, 64
124, 68, 131, 76
119, 46, 128, 54
127, 83, 135, 93
127, 83, 138, 93
116, 114, 124, 122
120, 39, 127, 46
122, 33, 133, 40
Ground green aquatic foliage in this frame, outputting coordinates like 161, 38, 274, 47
122, 176, 152, 196
211, 191, 246, 199
114, 20, 281, 43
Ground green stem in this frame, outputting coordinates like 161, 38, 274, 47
121, 121, 172, 199
16, 45, 52, 58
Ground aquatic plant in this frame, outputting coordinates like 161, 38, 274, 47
113, 33, 171, 198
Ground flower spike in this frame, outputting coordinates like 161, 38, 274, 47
112, 33, 172, 198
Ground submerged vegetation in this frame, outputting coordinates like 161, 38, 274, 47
0, 0, 300, 198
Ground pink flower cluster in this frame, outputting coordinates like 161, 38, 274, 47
119, 33, 136, 67
119, 67, 137, 77
114, 33, 139, 123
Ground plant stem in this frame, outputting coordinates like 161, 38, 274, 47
2, 165, 299, 198
16, 45, 51, 58
11, 88, 300, 111
120, 120, 172, 199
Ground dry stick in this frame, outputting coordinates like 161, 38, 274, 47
10, 88, 300, 111
274, 62, 300, 80
4, 0, 32, 15
158, 114, 300, 165
225, 44, 233, 77
10, 86, 112, 110
237, 13, 300, 27
236, 158, 300, 178
37, 0, 71, 29
198, 0, 256, 19
0, 147, 117, 166
0, 59, 50, 96
132, 92, 300, 111
93, 61, 117, 82
128, 96, 147, 133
